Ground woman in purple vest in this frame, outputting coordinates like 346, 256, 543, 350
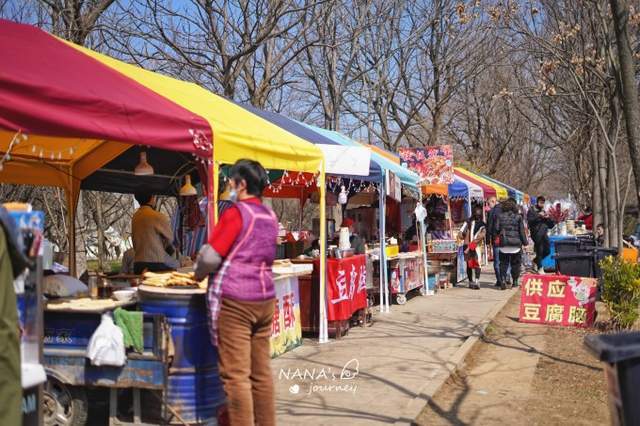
195, 159, 278, 426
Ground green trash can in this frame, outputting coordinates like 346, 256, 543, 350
585, 332, 640, 426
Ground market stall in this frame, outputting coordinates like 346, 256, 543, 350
420, 184, 458, 287
0, 19, 328, 424
446, 177, 486, 283
228, 106, 380, 337
360, 146, 430, 301
305, 126, 426, 308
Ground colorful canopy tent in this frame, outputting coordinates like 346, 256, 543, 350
449, 175, 488, 222
448, 179, 468, 200
479, 174, 528, 205
301, 124, 433, 305
236, 104, 380, 182
454, 168, 497, 199
453, 176, 484, 202
479, 174, 519, 202
455, 168, 508, 200
422, 184, 449, 197
303, 126, 421, 188
0, 20, 330, 336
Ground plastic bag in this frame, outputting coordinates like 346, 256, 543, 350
86, 313, 126, 367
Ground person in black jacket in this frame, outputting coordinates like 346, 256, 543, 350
496, 198, 528, 289
527, 196, 554, 271
486, 196, 503, 286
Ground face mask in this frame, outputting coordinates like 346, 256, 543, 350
228, 189, 238, 203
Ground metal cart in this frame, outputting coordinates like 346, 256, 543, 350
371, 252, 425, 305
42, 303, 174, 426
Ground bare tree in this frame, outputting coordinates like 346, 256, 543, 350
610, 0, 640, 216
296, 0, 378, 130
103, 0, 316, 107
36, 0, 117, 45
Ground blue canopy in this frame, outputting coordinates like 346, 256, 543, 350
448, 178, 469, 200
236, 103, 382, 181
302, 123, 421, 188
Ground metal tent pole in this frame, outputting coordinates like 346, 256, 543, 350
318, 162, 329, 343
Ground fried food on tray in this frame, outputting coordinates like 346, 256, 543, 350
142, 271, 207, 288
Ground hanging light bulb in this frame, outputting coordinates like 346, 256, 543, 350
134, 151, 154, 176
31, 145, 36, 153
179, 175, 197, 197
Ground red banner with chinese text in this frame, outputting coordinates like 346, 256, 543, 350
326, 254, 368, 321
519, 274, 597, 327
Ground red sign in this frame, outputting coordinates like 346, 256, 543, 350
326, 254, 368, 321
519, 274, 597, 327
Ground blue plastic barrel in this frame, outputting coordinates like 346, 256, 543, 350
139, 289, 225, 424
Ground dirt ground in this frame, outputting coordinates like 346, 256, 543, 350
415, 291, 610, 426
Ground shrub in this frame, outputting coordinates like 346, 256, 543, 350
600, 256, 640, 329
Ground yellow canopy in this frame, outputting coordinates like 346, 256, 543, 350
455, 167, 508, 200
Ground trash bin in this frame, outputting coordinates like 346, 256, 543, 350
555, 240, 581, 255
593, 247, 619, 280
555, 252, 594, 277
584, 332, 640, 426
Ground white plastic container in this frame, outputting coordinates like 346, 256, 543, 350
339, 227, 351, 251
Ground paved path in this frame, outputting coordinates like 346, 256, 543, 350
416, 294, 545, 425
271, 268, 516, 425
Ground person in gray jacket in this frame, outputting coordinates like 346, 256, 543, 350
495, 198, 528, 289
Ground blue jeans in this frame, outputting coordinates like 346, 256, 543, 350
493, 245, 510, 283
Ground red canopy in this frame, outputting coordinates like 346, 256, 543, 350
0, 19, 212, 155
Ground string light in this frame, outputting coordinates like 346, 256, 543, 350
21, 142, 82, 162
0, 131, 27, 171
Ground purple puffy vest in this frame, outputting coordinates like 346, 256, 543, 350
214, 201, 278, 301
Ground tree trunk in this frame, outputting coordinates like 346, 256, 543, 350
591, 136, 603, 227
598, 140, 610, 244
610, 0, 640, 216
95, 194, 106, 272
607, 152, 620, 248
75, 192, 88, 277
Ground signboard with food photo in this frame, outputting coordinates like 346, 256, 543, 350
399, 146, 454, 185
